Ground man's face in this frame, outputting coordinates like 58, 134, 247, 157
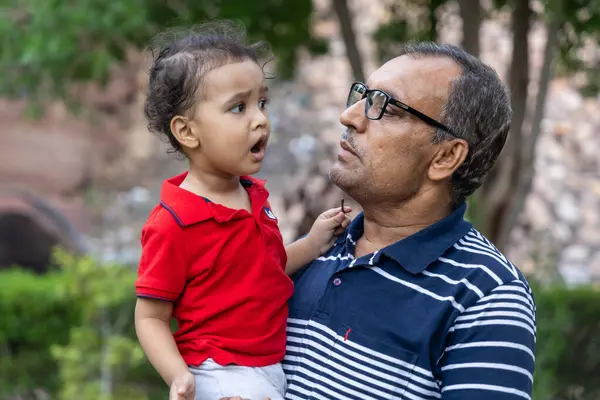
330, 55, 462, 205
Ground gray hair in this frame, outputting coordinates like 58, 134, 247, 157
399, 42, 512, 205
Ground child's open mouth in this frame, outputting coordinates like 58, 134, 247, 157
250, 137, 267, 154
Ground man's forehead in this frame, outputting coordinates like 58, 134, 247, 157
366, 55, 461, 100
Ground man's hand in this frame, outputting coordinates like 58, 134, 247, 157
169, 371, 195, 400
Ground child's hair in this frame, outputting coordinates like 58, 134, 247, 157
144, 20, 271, 157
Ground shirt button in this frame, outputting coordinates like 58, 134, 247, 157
333, 277, 342, 286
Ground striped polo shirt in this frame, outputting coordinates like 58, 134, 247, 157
284, 202, 536, 400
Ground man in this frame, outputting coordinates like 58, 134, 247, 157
283, 42, 535, 400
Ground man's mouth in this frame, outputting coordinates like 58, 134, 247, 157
250, 136, 268, 154
340, 140, 358, 157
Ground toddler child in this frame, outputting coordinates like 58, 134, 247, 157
134, 21, 350, 400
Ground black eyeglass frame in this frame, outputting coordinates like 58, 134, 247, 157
347, 82, 454, 135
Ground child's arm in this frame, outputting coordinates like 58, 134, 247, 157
135, 222, 196, 399
285, 205, 351, 275
135, 298, 195, 399
285, 237, 321, 275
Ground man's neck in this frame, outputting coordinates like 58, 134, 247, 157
356, 193, 453, 256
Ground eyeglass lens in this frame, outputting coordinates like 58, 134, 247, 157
348, 84, 388, 119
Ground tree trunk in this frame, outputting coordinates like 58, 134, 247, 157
480, 0, 531, 250
496, 13, 562, 249
331, 0, 365, 82
458, 0, 482, 56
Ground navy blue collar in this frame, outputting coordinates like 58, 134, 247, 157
340, 202, 472, 274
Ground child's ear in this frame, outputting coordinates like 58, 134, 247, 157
170, 115, 200, 149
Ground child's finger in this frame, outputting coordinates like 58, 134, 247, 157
329, 211, 348, 227
323, 206, 352, 219
335, 206, 352, 217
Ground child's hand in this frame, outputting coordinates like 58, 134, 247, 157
169, 371, 195, 400
306, 205, 352, 257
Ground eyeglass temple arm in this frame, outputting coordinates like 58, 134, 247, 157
389, 99, 453, 134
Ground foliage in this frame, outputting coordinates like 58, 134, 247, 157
550, 0, 600, 97
532, 281, 600, 400
49, 249, 160, 400
0, 250, 167, 400
372, 0, 600, 99
0, 0, 326, 109
2, 253, 600, 399
0, 268, 76, 397
373, 0, 449, 62
492, 0, 600, 98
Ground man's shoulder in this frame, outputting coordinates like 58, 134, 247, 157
438, 227, 531, 294
436, 228, 536, 342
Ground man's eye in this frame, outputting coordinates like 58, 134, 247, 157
231, 103, 245, 113
259, 98, 268, 109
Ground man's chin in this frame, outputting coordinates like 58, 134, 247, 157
329, 162, 356, 192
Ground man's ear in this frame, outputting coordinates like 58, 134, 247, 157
428, 138, 469, 182
170, 115, 200, 150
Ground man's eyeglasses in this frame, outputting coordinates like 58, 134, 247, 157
346, 82, 454, 135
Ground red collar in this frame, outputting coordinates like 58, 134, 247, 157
159, 172, 269, 227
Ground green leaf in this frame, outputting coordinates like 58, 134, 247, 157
0, 0, 320, 114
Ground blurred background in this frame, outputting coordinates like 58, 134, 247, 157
0, 0, 599, 399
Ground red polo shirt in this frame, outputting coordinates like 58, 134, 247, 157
135, 172, 294, 367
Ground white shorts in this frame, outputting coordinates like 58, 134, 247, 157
190, 358, 287, 400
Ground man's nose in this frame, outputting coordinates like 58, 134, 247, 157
339, 100, 367, 134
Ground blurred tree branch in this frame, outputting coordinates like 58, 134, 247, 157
503, 10, 562, 248
331, 0, 365, 82
481, 0, 532, 248
458, 0, 481, 56
481, 0, 599, 250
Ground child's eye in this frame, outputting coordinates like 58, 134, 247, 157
259, 98, 268, 109
231, 103, 245, 113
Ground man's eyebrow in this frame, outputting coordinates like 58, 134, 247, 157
383, 87, 401, 100
367, 81, 401, 100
